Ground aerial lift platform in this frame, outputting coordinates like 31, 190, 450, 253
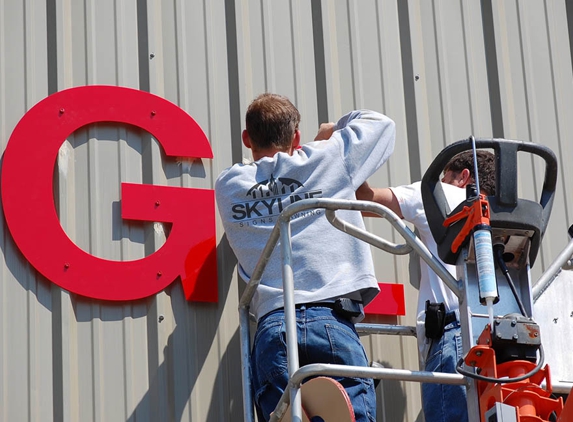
238, 137, 573, 422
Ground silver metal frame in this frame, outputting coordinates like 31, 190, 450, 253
533, 237, 573, 302
238, 198, 572, 422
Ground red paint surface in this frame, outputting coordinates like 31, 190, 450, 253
364, 283, 406, 316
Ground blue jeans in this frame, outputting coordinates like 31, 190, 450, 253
251, 305, 376, 422
422, 322, 468, 422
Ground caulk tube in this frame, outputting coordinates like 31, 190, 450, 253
473, 224, 499, 326
474, 224, 499, 302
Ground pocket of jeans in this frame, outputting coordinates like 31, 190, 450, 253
424, 339, 444, 372
324, 323, 369, 366
252, 321, 288, 385
252, 321, 290, 419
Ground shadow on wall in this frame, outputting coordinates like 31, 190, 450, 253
375, 360, 423, 422
126, 317, 242, 422
0, 190, 243, 422
126, 235, 242, 422
0, 104, 245, 417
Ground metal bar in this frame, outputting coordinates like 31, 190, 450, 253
269, 364, 467, 421
238, 213, 284, 421
355, 323, 416, 336
326, 199, 461, 297
239, 222, 282, 309
348, 201, 462, 298
394, 226, 461, 299
239, 198, 460, 305
238, 198, 462, 421
542, 381, 573, 396
291, 363, 467, 385
325, 209, 412, 255
279, 217, 303, 422
237, 197, 573, 422
239, 307, 255, 422
532, 237, 573, 302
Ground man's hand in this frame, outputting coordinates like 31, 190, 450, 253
314, 122, 336, 141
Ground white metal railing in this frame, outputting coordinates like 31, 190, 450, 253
238, 198, 464, 422
237, 198, 573, 421
532, 238, 573, 302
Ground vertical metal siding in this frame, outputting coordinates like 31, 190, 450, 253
235, 0, 319, 158
1, 1, 53, 422
318, 2, 422, 420
1, 0, 573, 421
491, 1, 573, 281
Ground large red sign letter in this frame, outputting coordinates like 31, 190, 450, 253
1, 85, 217, 302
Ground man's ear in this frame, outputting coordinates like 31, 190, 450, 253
460, 168, 472, 187
291, 130, 301, 150
242, 130, 252, 149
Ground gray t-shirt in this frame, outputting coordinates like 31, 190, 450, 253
215, 110, 396, 320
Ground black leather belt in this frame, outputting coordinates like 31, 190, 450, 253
290, 302, 336, 311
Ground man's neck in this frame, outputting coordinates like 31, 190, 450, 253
252, 148, 291, 161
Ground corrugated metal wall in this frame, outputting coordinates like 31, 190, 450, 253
1, 0, 572, 421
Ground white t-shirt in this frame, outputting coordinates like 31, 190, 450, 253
216, 110, 396, 320
390, 181, 467, 363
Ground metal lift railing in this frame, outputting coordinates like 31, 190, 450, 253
532, 238, 573, 302
239, 138, 573, 421
238, 196, 573, 422
238, 197, 468, 422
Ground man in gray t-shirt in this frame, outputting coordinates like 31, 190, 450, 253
216, 93, 395, 421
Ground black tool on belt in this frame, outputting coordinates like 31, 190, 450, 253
425, 300, 456, 339
334, 298, 363, 319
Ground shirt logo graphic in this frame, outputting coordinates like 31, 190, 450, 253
247, 174, 303, 198
232, 174, 322, 224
